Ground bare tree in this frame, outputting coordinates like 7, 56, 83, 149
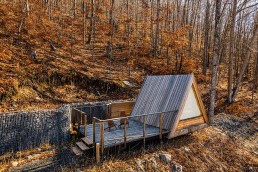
153, 0, 160, 58
209, 0, 222, 122
227, 0, 237, 103
202, 0, 210, 76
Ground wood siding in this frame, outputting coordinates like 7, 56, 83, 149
109, 101, 134, 118
173, 123, 208, 138
176, 116, 205, 130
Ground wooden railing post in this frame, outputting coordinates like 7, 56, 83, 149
124, 118, 127, 148
84, 114, 87, 137
71, 108, 75, 129
93, 117, 96, 146
96, 143, 100, 164
80, 111, 83, 125
77, 111, 81, 131
143, 115, 146, 149
159, 113, 163, 141
100, 122, 104, 157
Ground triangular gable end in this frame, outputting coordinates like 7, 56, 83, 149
168, 74, 208, 139
180, 86, 202, 120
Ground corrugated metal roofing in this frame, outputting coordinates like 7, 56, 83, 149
130, 74, 193, 131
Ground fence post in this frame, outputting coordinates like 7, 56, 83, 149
93, 117, 96, 146
100, 122, 104, 158
124, 118, 127, 148
77, 110, 80, 131
84, 114, 87, 137
71, 108, 75, 129
159, 113, 163, 141
96, 143, 100, 164
143, 115, 146, 149
80, 111, 83, 126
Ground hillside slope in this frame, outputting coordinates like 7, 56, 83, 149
0, 4, 138, 112
0, 2, 200, 112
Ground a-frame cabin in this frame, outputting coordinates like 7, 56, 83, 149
130, 73, 208, 139
71, 74, 208, 156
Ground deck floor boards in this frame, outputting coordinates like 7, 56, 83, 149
79, 119, 168, 148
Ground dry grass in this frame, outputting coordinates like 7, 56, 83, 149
0, 144, 54, 172
81, 127, 258, 172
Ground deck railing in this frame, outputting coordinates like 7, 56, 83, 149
92, 110, 177, 159
72, 104, 131, 125
72, 108, 87, 136
72, 106, 131, 136
72, 105, 106, 124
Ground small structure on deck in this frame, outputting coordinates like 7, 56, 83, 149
131, 73, 208, 139
71, 74, 208, 159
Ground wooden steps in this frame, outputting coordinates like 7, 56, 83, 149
71, 146, 83, 156
71, 137, 94, 156
76, 141, 90, 151
81, 137, 93, 147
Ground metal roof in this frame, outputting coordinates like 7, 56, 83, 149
130, 74, 194, 132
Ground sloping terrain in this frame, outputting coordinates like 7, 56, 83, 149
0, 3, 200, 112
0, 4, 139, 112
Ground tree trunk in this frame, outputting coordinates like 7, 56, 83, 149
82, 1, 87, 45
209, 0, 222, 123
154, 0, 160, 58
127, 0, 130, 58
108, 0, 115, 72
202, 0, 210, 76
49, 0, 52, 20
73, 0, 77, 18
227, 0, 237, 103
88, 0, 94, 44
150, 0, 154, 56
25, 0, 29, 15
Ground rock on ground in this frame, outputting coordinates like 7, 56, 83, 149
159, 153, 172, 164
171, 161, 182, 172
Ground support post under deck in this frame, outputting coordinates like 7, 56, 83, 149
96, 143, 100, 164
93, 118, 96, 146
84, 114, 87, 137
100, 122, 104, 157
159, 113, 163, 141
143, 116, 146, 149
124, 118, 127, 148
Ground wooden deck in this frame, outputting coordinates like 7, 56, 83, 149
79, 119, 169, 148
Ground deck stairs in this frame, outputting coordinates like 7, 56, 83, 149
71, 137, 93, 156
